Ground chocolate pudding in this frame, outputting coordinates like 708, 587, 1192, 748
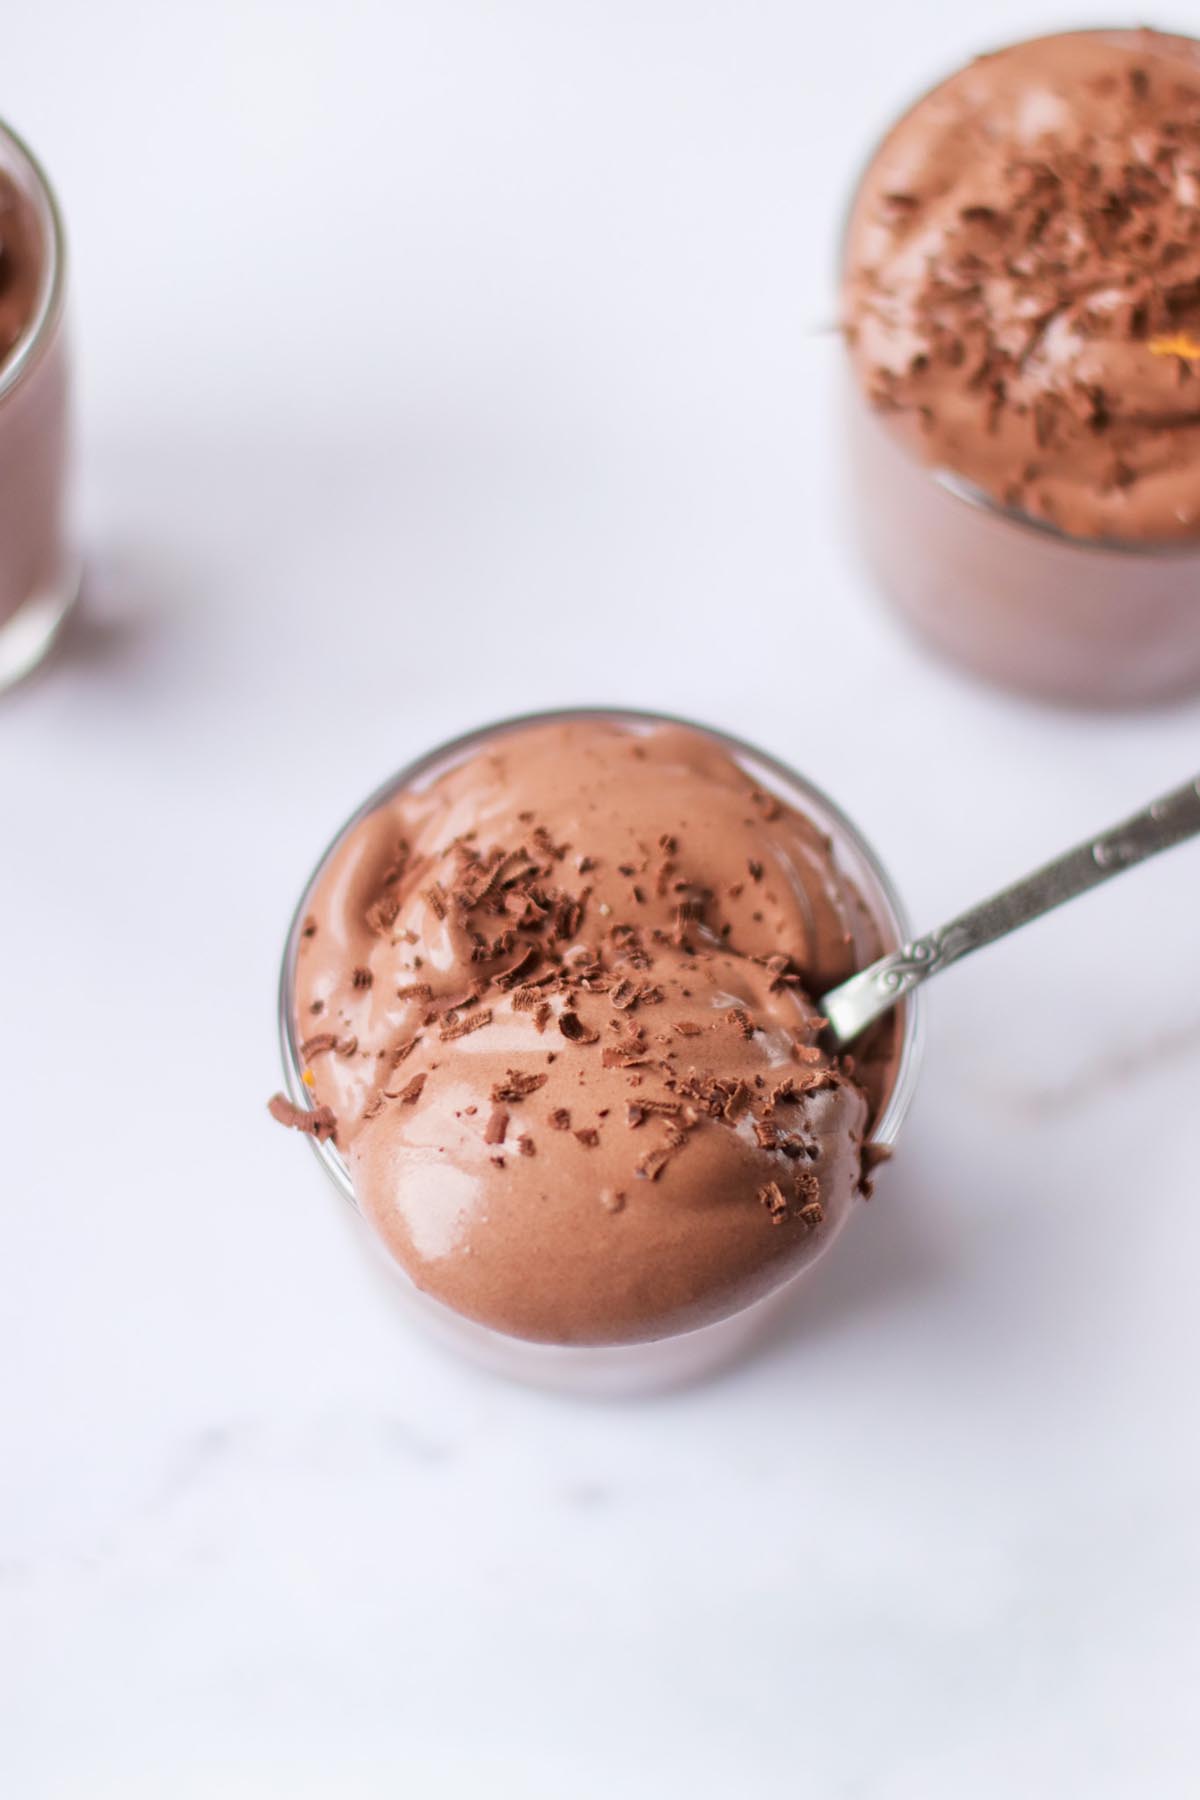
843, 29, 1200, 705
0, 173, 40, 365
0, 122, 75, 691
272, 716, 911, 1350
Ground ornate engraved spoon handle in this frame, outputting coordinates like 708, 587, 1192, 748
821, 775, 1200, 1048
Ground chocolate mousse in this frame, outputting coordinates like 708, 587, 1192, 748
272, 719, 899, 1346
842, 29, 1200, 703
0, 172, 40, 368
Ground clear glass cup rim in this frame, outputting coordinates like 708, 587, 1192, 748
277, 706, 924, 1213
0, 114, 66, 407
837, 24, 1200, 561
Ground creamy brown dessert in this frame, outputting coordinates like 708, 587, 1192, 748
0, 123, 74, 688
843, 29, 1200, 704
0, 172, 40, 367
271, 719, 898, 1346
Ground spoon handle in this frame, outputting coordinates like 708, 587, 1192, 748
821, 775, 1200, 1048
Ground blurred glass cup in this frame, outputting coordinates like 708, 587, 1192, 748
0, 118, 78, 692
840, 28, 1200, 710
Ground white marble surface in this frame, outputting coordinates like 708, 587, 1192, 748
3, 2, 1199, 1793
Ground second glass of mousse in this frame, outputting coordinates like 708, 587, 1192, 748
0, 117, 75, 692
271, 711, 919, 1391
843, 28, 1200, 707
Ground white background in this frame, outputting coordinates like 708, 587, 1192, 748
3, 2, 1199, 1793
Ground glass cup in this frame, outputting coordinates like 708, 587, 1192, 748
839, 26, 1200, 711
845, 385, 1200, 708
0, 118, 77, 693
277, 709, 922, 1394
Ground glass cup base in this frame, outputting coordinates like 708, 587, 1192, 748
843, 365, 1200, 710
0, 554, 80, 693
354, 1215, 804, 1397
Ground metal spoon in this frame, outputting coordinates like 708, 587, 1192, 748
820, 775, 1200, 1047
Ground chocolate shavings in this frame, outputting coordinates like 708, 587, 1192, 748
268, 1094, 337, 1142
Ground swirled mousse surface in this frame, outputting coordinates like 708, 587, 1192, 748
275, 720, 894, 1346
844, 29, 1200, 541
0, 171, 41, 370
